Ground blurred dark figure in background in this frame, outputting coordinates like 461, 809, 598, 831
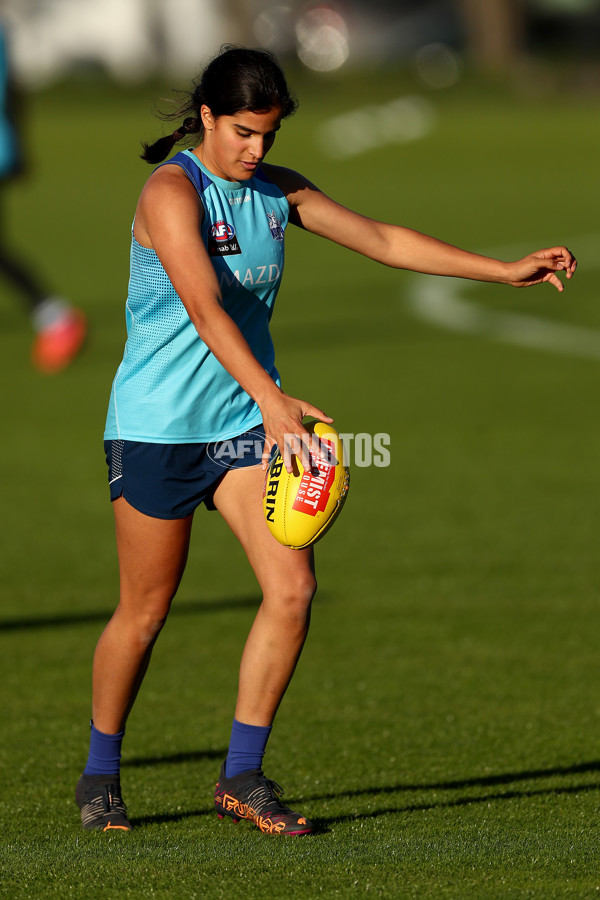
0, 24, 85, 373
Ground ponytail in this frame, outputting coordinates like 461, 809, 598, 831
140, 116, 200, 164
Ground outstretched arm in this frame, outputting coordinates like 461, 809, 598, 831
265, 166, 577, 292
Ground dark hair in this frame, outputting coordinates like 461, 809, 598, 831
141, 46, 298, 164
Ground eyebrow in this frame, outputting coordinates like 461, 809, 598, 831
234, 123, 281, 135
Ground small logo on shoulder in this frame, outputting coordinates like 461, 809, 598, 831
267, 210, 284, 242
208, 220, 242, 256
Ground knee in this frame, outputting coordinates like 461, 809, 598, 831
137, 608, 170, 645
115, 591, 173, 646
290, 568, 317, 606
270, 571, 317, 625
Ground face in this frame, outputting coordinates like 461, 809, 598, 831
197, 105, 283, 182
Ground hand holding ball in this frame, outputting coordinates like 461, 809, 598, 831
263, 421, 350, 549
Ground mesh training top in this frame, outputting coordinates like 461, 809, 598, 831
104, 150, 288, 443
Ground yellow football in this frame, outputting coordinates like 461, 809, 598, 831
263, 420, 350, 550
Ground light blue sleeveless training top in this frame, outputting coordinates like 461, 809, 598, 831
104, 150, 288, 443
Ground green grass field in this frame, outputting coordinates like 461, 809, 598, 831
1, 64, 600, 898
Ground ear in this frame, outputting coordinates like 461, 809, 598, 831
200, 105, 215, 132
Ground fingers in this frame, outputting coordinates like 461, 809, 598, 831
283, 419, 334, 474
513, 245, 577, 292
261, 439, 273, 471
563, 248, 577, 279
305, 406, 334, 425
546, 271, 564, 293
281, 405, 334, 473
282, 429, 335, 474
310, 430, 339, 466
261, 398, 334, 473
536, 246, 577, 279
283, 430, 312, 473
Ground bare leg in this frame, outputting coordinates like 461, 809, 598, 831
213, 466, 316, 726
92, 497, 193, 734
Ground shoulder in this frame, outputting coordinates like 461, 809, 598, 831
260, 163, 335, 231
139, 162, 204, 214
260, 163, 319, 204
134, 161, 204, 247
141, 160, 193, 193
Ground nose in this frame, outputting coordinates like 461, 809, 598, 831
250, 136, 264, 160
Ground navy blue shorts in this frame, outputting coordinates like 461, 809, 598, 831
104, 426, 266, 519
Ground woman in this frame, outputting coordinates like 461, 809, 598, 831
76, 46, 576, 835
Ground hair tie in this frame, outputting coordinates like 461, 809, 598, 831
173, 117, 199, 142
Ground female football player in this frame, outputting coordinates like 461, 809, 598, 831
76, 45, 576, 835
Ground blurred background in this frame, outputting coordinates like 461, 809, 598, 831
4, 0, 600, 85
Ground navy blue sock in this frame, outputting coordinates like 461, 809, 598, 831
83, 722, 125, 776
225, 718, 272, 778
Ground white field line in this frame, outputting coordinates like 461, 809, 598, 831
405, 234, 600, 362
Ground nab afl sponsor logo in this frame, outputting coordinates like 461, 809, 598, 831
208, 220, 242, 256
211, 221, 235, 242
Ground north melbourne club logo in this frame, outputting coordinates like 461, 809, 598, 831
208, 220, 242, 256
267, 210, 284, 242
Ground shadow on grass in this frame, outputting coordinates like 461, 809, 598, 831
309, 758, 600, 801
132, 807, 215, 827
119, 747, 227, 828
0, 595, 261, 632
306, 759, 600, 831
119, 759, 600, 832
123, 747, 226, 768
